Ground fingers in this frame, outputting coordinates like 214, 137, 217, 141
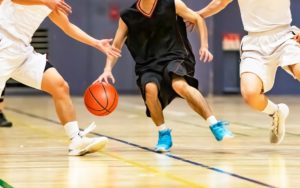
203, 52, 209, 63
111, 47, 122, 57
199, 50, 213, 63
98, 74, 115, 84
199, 50, 205, 62
103, 76, 115, 84
58, 1, 72, 15
108, 48, 121, 58
103, 76, 109, 84
111, 75, 116, 84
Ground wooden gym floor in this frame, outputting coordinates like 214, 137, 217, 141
1, 95, 300, 188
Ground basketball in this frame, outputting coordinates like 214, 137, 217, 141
84, 81, 118, 116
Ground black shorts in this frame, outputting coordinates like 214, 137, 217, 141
44, 60, 53, 72
137, 60, 198, 117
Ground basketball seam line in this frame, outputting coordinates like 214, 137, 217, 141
100, 82, 110, 112
107, 90, 117, 112
88, 87, 110, 113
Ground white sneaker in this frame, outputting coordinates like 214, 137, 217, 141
270, 103, 289, 144
68, 122, 108, 156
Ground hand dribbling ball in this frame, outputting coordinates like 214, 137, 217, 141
84, 82, 118, 116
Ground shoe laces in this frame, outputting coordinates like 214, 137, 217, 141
218, 121, 230, 127
79, 122, 96, 137
214, 121, 229, 132
271, 112, 279, 136
158, 130, 171, 145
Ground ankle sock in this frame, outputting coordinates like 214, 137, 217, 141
64, 121, 80, 139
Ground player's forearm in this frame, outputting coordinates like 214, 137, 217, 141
12, 0, 48, 5
196, 17, 209, 48
104, 42, 122, 71
198, 0, 232, 18
104, 56, 118, 72
63, 24, 98, 48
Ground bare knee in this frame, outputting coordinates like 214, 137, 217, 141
145, 83, 158, 103
49, 79, 70, 99
240, 73, 264, 104
241, 84, 262, 104
172, 78, 189, 96
41, 68, 70, 98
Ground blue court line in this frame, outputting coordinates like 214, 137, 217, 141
6, 107, 277, 188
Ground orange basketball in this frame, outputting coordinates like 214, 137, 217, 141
84, 82, 118, 116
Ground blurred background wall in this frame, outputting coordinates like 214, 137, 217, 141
8, 0, 300, 96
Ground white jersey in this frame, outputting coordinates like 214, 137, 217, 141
238, 0, 292, 32
0, 0, 52, 45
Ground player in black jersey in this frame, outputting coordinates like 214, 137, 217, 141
98, 0, 234, 152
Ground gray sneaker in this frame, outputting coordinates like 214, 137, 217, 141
270, 103, 289, 144
68, 122, 108, 156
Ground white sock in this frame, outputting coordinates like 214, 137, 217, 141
157, 123, 167, 131
206, 116, 218, 126
64, 121, 80, 139
262, 100, 278, 115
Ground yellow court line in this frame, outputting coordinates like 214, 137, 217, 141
103, 151, 207, 188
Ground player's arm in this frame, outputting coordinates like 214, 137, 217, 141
198, 0, 233, 18
12, 0, 72, 15
175, 0, 213, 62
97, 18, 128, 84
48, 10, 121, 57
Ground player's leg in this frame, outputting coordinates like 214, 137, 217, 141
0, 87, 13, 128
144, 82, 172, 152
240, 30, 291, 144
41, 66, 108, 156
171, 75, 233, 141
12, 52, 107, 156
144, 82, 164, 126
41, 67, 75, 124
140, 71, 173, 152
289, 63, 300, 81
240, 73, 267, 111
240, 72, 288, 144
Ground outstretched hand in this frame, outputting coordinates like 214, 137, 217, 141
199, 48, 213, 63
95, 39, 121, 58
294, 32, 300, 44
97, 71, 115, 84
45, 0, 72, 15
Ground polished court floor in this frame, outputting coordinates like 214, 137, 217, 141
1, 95, 300, 188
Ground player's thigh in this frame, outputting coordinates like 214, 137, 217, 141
280, 38, 300, 81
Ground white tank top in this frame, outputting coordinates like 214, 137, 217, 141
0, 0, 51, 44
238, 0, 292, 32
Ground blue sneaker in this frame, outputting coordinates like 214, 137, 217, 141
210, 121, 234, 141
155, 128, 173, 152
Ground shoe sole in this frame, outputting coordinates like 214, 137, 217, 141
221, 134, 235, 141
0, 122, 13, 128
69, 137, 108, 156
154, 146, 172, 153
271, 104, 289, 144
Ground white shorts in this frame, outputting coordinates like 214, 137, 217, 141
0, 32, 47, 96
240, 25, 300, 92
